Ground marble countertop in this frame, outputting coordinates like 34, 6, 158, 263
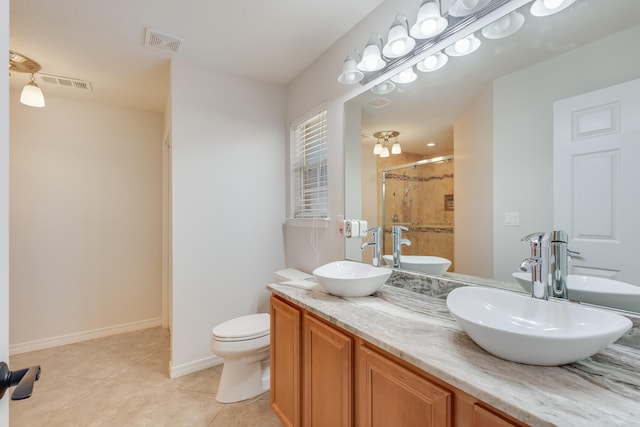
267, 280, 640, 427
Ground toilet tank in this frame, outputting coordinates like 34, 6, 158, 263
274, 268, 313, 283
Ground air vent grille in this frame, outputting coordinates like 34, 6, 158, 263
367, 98, 392, 109
39, 73, 93, 91
144, 28, 183, 54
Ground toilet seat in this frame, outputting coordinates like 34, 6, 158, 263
212, 313, 270, 342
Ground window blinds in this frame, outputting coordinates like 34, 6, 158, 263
292, 110, 328, 218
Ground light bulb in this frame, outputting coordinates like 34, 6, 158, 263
423, 55, 438, 69
543, 0, 563, 9
455, 38, 470, 53
391, 39, 407, 56
421, 18, 437, 36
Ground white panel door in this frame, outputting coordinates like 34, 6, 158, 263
554, 78, 640, 284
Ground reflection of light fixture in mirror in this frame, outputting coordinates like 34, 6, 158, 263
444, 34, 481, 56
410, 1, 448, 39
417, 52, 448, 72
382, 14, 416, 59
373, 130, 400, 157
391, 66, 417, 84
357, 34, 386, 72
481, 11, 525, 39
370, 80, 396, 95
448, 0, 491, 17
427, 142, 437, 147
9, 50, 46, 108
337, 51, 364, 84
530, 0, 576, 17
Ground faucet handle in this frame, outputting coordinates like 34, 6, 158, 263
521, 232, 545, 244
392, 225, 409, 233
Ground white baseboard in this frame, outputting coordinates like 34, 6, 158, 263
170, 355, 223, 379
9, 317, 163, 355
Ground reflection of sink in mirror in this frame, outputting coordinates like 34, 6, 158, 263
312, 260, 392, 298
447, 286, 632, 366
512, 272, 640, 313
382, 255, 451, 276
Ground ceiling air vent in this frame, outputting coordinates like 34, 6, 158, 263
367, 97, 393, 109
144, 28, 183, 54
38, 73, 93, 91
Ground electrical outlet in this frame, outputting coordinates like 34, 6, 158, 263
336, 215, 345, 237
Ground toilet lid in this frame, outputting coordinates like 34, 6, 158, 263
212, 313, 270, 341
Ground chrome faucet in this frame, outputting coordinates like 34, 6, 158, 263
361, 227, 382, 267
549, 230, 580, 300
520, 232, 550, 300
392, 225, 411, 268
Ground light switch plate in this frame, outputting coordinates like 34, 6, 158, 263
505, 212, 520, 226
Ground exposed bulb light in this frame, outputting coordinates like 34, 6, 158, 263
20, 73, 45, 108
444, 34, 481, 56
390, 67, 417, 84
357, 34, 386, 72
530, 0, 576, 16
448, 0, 491, 17
370, 80, 396, 95
380, 146, 390, 157
382, 14, 416, 59
337, 53, 364, 84
410, 1, 448, 39
481, 11, 525, 39
417, 52, 448, 72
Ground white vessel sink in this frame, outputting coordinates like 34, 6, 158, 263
313, 260, 392, 297
382, 255, 451, 276
512, 272, 640, 312
446, 286, 632, 366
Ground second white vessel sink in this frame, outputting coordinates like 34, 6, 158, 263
382, 255, 451, 275
446, 286, 632, 366
313, 260, 392, 297
513, 272, 640, 312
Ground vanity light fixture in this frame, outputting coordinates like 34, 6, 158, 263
417, 52, 448, 72
9, 50, 46, 108
448, 0, 492, 17
530, 0, 576, 17
370, 80, 397, 95
357, 34, 386, 72
481, 10, 525, 39
391, 66, 418, 84
444, 33, 481, 56
338, 51, 365, 84
373, 131, 401, 157
382, 14, 416, 59
410, 1, 448, 40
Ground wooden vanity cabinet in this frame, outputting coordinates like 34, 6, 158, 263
270, 295, 528, 427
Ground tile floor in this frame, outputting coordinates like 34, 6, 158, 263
9, 327, 282, 426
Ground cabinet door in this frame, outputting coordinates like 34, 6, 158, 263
270, 296, 301, 427
303, 313, 353, 427
473, 404, 522, 427
356, 344, 452, 427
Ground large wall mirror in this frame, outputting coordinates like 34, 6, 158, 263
344, 0, 640, 313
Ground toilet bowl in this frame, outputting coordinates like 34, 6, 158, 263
210, 269, 312, 403
210, 313, 271, 403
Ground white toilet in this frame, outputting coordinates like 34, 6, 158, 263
210, 268, 313, 403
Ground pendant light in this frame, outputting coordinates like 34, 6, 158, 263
9, 50, 46, 108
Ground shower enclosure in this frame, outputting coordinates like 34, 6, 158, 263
380, 155, 454, 270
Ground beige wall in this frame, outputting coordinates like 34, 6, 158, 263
170, 60, 285, 376
1, 0, 9, 422
454, 83, 493, 278
9, 94, 163, 351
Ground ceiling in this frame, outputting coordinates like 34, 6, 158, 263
9, 0, 385, 112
